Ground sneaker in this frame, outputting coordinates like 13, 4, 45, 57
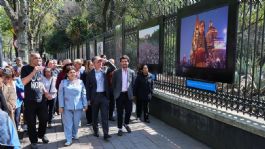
117, 130, 123, 136
41, 135, 49, 143
123, 124, 131, 133
30, 143, 38, 149
104, 134, 111, 141
144, 119, 150, 123
64, 141, 72, 146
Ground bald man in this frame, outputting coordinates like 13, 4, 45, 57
21, 52, 50, 149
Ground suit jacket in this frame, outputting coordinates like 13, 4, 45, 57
86, 62, 116, 102
112, 68, 136, 100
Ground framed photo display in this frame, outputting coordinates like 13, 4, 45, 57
138, 17, 164, 73
176, 0, 238, 83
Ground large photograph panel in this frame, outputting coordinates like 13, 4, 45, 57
89, 41, 95, 59
180, 6, 228, 69
138, 25, 160, 64
176, 0, 238, 83
97, 41, 104, 56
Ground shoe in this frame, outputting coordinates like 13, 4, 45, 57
93, 133, 99, 137
64, 141, 72, 146
144, 119, 150, 123
109, 117, 115, 121
117, 130, 123, 136
41, 135, 49, 143
104, 134, 111, 141
135, 118, 141, 122
30, 143, 38, 149
124, 124, 131, 133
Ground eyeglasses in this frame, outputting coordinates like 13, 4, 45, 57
68, 71, 76, 74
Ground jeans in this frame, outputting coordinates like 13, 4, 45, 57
14, 106, 22, 128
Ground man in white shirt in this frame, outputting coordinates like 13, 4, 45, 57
112, 55, 136, 136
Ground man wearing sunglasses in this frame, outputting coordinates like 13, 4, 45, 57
21, 52, 50, 149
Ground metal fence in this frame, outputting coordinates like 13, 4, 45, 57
57, 0, 265, 119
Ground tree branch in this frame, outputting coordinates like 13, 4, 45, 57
0, 0, 17, 22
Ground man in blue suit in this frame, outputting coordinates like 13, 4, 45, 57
112, 55, 136, 136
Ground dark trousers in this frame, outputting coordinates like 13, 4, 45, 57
109, 91, 115, 118
116, 92, 132, 129
54, 96, 59, 114
86, 105, 92, 124
46, 99, 55, 124
92, 93, 109, 135
25, 99, 48, 143
136, 99, 150, 120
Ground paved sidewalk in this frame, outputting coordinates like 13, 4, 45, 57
20, 113, 209, 149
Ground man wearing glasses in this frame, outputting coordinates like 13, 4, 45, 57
21, 52, 50, 149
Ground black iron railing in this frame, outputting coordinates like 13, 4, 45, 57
57, 0, 265, 119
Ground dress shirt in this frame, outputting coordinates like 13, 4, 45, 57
95, 69, 105, 92
122, 68, 128, 92
42, 76, 57, 99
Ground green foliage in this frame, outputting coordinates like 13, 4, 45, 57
0, 7, 12, 32
66, 16, 90, 44
44, 30, 71, 54
0, 7, 13, 54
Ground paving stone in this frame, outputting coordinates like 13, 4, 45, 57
20, 111, 209, 149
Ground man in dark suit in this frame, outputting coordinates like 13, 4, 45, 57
112, 55, 136, 136
86, 56, 116, 141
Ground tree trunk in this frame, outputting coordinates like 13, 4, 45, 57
102, 0, 111, 32
17, 0, 29, 62
16, 28, 29, 62
107, 0, 115, 30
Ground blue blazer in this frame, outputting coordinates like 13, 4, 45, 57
58, 79, 87, 110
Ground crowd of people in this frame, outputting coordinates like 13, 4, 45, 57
0, 53, 154, 149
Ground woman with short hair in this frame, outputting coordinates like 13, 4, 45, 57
58, 65, 87, 146
134, 64, 154, 123
42, 68, 57, 127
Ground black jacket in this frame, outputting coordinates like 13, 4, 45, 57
134, 73, 154, 101
86, 61, 116, 102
